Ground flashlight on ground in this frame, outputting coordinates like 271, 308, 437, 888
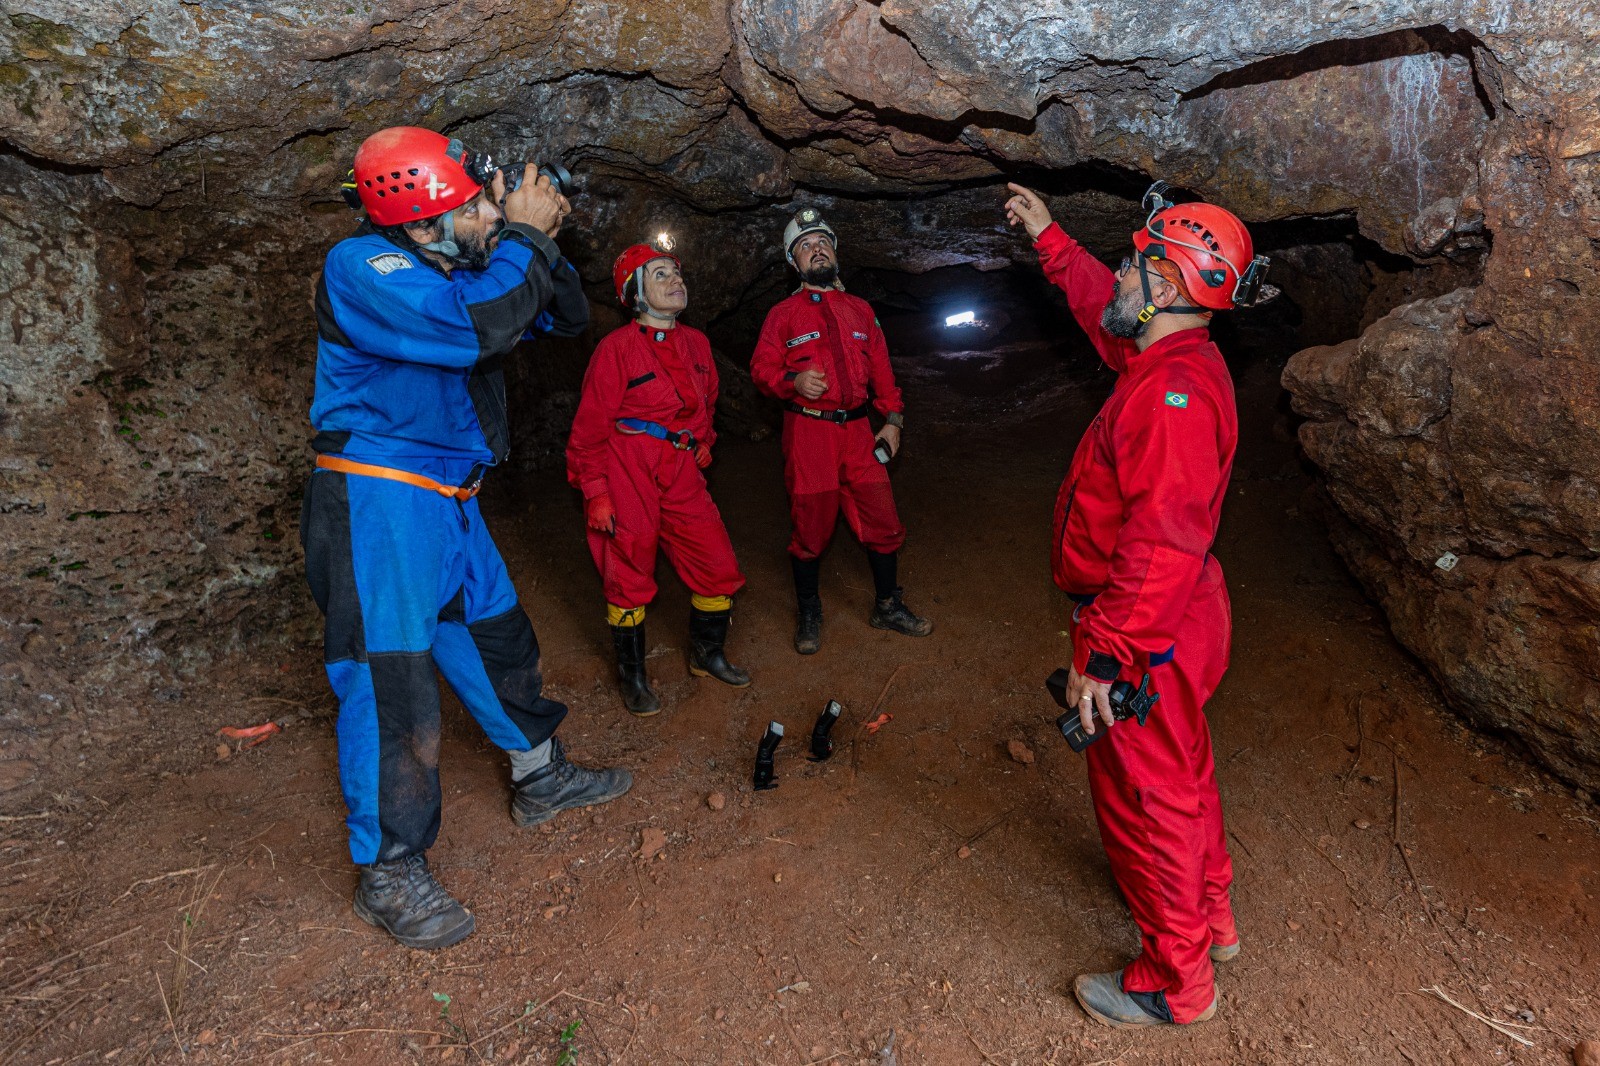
808, 700, 842, 761
753, 721, 784, 790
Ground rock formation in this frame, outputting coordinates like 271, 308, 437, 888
2, 1, 1596, 786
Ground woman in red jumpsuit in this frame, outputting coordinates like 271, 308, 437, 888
566, 245, 749, 716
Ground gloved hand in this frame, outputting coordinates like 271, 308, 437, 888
693, 442, 712, 469
585, 493, 616, 535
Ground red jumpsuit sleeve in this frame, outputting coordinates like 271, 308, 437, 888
1073, 374, 1224, 677
1035, 222, 1136, 374
750, 304, 800, 400
566, 333, 626, 500
865, 311, 904, 416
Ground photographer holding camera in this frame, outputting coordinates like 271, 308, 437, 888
302, 126, 631, 951
1006, 181, 1269, 1028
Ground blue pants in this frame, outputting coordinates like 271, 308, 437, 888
300, 462, 566, 864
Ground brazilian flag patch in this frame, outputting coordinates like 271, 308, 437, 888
1164, 392, 1189, 408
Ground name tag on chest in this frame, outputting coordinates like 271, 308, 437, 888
785, 331, 821, 348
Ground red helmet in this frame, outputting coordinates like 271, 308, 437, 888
1132, 201, 1257, 311
612, 244, 681, 305
352, 127, 482, 227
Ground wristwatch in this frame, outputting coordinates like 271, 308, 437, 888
885, 412, 904, 428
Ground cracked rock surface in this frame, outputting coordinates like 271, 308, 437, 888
2, 0, 1597, 786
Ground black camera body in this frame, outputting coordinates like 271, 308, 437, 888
499, 161, 574, 199
1045, 667, 1160, 753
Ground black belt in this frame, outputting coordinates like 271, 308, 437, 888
786, 402, 870, 424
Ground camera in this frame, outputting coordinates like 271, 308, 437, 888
501, 161, 574, 199
465, 150, 575, 200
1045, 667, 1160, 753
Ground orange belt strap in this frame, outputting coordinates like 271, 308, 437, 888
314, 455, 481, 501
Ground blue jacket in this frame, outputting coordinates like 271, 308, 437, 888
311, 222, 588, 474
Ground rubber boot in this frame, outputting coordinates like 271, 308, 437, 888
511, 736, 633, 827
688, 607, 752, 687
610, 624, 661, 717
353, 853, 476, 950
792, 555, 822, 655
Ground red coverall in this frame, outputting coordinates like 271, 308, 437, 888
1037, 222, 1238, 1023
750, 289, 906, 559
566, 323, 745, 609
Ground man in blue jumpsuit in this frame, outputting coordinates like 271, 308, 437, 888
301, 126, 631, 950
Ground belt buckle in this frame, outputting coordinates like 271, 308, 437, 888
800, 406, 822, 418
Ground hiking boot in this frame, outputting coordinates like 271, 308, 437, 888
511, 736, 633, 827
688, 607, 752, 687
791, 556, 823, 655
794, 597, 822, 655
611, 624, 661, 717
353, 853, 476, 950
1072, 970, 1217, 1029
1210, 939, 1240, 963
869, 589, 933, 637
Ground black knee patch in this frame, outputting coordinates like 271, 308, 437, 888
468, 606, 567, 746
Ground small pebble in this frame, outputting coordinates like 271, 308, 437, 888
214, 744, 232, 761
1007, 739, 1036, 765
774, 872, 783, 883
957, 846, 972, 860
1353, 818, 1372, 830
1574, 1039, 1600, 1066
707, 792, 726, 811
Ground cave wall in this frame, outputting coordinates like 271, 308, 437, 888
3, 0, 1598, 786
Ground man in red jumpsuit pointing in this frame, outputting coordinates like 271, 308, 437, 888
1005, 181, 1270, 1028
567, 244, 749, 715
750, 209, 933, 654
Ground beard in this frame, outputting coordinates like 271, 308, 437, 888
1100, 285, 1147, 339
801, 260, 839, 287
453, 226, 495, 272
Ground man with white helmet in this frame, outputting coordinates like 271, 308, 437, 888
1006, 180, 1270, 1028
750, 208, 933, 654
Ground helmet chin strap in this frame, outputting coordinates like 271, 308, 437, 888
1136, 256, 1205, 324
418, 210, 461, 259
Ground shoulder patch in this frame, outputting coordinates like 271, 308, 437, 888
365, 252, 412, 276
1164, 392, 1189, 408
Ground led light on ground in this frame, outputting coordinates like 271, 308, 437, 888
945, 310, 976, 327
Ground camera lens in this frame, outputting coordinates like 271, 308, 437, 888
538, 162, 574, 197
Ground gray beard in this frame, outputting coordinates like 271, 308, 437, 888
802, 262, 839, 287
1100, 288, 1147, 340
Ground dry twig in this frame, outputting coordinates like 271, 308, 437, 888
1420, 985, 1535, 1047
114, 865, 218, 904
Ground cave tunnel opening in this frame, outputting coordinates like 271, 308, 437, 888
4, 4, 1599, 1058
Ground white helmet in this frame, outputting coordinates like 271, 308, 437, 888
784, 208, 837, 266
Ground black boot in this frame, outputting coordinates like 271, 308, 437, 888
870, 588, 934, 636
688, 607, 752, 687
866, 551, 934, 636
353, 853, 476, 950
610, 624, 661, 717
511, 736, 633, 827
792, 556, 823, 655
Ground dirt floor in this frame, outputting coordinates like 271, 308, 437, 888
2, 348, 1597, 1065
